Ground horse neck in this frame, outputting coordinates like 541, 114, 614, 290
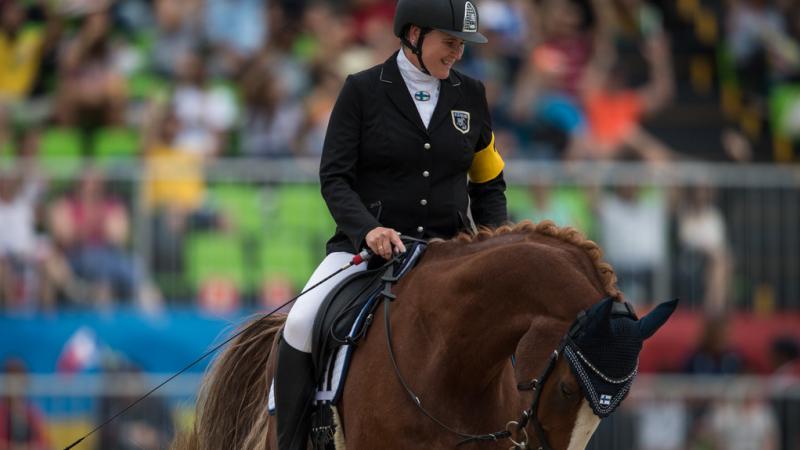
397, 237, 602, 395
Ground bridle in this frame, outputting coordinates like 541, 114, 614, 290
381, 253, 586, 450
513, 347, 563, 450
507, 301, 639, 449
384, 281, 637, 449
512, 310, 600, 450
384, 285, 565, 450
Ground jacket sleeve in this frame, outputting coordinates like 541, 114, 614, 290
468, 81, 508, 228
319, 75, 382, 250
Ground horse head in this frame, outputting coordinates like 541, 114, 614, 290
527, 297, 679, 450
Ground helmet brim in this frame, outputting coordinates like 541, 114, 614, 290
438, 29, 488, 44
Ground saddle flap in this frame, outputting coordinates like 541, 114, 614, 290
311, 267, 385, 382
310, 242, 428, 385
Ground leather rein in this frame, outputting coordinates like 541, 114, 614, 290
380, 259, 562, 450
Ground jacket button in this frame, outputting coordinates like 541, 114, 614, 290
422, 170, 430, 177
420, 199, 427, 206
417, 226, 424, 233
423, 143, 431, 150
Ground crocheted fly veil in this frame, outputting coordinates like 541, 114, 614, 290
564, 297, 678, 417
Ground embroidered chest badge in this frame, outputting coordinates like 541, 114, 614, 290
414, 90, 431, 101
451, 110, 470, 134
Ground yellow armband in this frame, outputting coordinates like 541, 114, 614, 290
468, 133, 504, 183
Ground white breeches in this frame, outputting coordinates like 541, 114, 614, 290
283, 252, 368, 352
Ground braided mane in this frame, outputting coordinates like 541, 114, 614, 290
447, 220, 620, 299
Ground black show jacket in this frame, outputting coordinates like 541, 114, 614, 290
320, 51, 507, 254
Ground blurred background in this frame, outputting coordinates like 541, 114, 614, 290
0, 0, 798, 448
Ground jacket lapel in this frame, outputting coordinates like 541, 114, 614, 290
380, 52, 428, 134
428, 72, 462, 132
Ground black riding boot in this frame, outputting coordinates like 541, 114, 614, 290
276, 338, 316, 450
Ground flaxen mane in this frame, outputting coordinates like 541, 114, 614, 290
447, 220, 620, 299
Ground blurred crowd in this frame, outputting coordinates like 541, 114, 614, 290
622, 322, 800, 450
2, 329, 799, 450
0, 0, 799, 313
1, 2, 799, 448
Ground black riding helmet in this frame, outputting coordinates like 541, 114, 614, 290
393, 0, 488, 75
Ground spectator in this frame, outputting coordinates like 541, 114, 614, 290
203, 0, 266, 76
727, 0, 800, 100
337, 3, 396, 79
347, 0, 395, 45
0, 358, 50, 450
141, 102, 224, 281
296, 62, 343, 157
509, 0, 601, 158
674, 184, 733, 314
594, 182, 669, 305
150, 0, 202, 79
683, 314, 744, 375
600, 0, 674, 95
96, 357, 174, 450
681, 314, 747, 447
723, 0, 800, 161
769, 336, 800, 450
771, 335, 800, 379
635, 396, 689, 450
571, 32, 675, 162
0, 0, 60, 104
238, 62, 303, 158
699, 385, 778, 450
171, 50, 237, 157
298, 1, 356, 66
48, 167, 141, 306
0, 130, 44, 310
142, 104, 207, 215
55, 8, 126, 132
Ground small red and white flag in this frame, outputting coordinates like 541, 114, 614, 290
56, 327, 99, 374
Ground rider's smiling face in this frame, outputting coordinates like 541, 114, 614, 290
407, 27, 465, 80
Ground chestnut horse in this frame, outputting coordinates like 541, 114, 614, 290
173, 221, 673, 449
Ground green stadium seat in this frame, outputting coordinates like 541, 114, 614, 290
133, 30, 156, 54
209, 184, 266, 236
770, 84, 800, 140
505, 185, 530, 221
258, 231, 317, 290
505, 185, 594, 237
243, 184, 333, 291
39, 127, 83, 176
95, 127, 140, 163
0, 140, 15, 170
269, 184, 334, 236
185, 233, 247, 291
556, 187, 593, 237
129, 72, 168, 101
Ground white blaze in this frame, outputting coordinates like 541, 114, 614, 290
566, 400, 601, 450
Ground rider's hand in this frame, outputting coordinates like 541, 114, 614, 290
365, 227, 406, 260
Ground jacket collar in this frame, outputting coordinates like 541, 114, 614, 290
380, 50, 463, 134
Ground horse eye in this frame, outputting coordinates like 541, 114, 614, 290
559, 381, 575, 397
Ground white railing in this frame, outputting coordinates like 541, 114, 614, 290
0, 374, 798, 450
31, 158, 800, 310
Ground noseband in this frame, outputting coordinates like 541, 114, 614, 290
513, 345, 563, 450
